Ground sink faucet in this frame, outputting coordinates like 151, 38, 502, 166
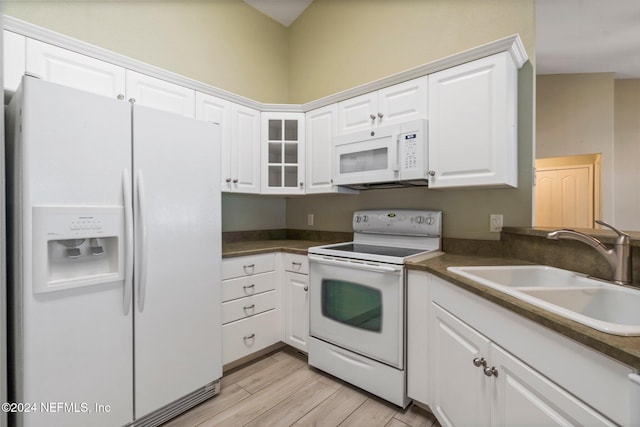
546, 220, 631, 285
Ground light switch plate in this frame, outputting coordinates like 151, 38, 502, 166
490, 214, 503, 232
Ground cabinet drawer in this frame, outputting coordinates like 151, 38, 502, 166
222, 271, 276, 302
283, 253, 309, 274
222, 310, 280, 365
222, 290, 276, 324
222, 253, 276, 280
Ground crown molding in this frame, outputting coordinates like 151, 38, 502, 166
3, 15, 528, 113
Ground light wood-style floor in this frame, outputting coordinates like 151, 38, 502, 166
165, 347, 442, 427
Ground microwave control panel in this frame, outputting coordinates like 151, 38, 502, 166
401, 132, 418, 170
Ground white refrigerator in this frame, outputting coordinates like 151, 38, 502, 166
5, 76, 222, 427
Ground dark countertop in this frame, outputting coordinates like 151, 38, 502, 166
221, 241, 640, 371
406, 253, 640, 371
222, 240, 326, 258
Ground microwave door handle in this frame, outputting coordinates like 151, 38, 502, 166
391, 133, 400, 173
308, 255, 402, 273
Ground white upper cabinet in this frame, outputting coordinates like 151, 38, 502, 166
25, 38, 125, 100
305, 104, 340, 194
229, 104, 261, 193
196, 93, 231, 191
337, 76, 428, 134
427, 52, 518, 189
261, 112, 305, 195
126, 70, 195, 118
3, 30, 26, 93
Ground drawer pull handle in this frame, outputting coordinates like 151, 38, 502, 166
243, 304, 256, 311
243, 264, 255, 272
292, 262, 302, 268
243, 284, 255, 294
243, 333, 255, 341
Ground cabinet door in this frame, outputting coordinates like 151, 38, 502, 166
284, 271, 309, 352
196, 93, 231, 191
377, 76, 428, 127
230, 104, 261, 193
428, 52, 517, 188
3, 30, 26, 93
430, 302, 491, 427
491, 344, 617, 427
261, 112, 305, 195
305, 104, 337, 194
337, 91, 378, 134
26, 38, 126, 99
126, 70, 195, 118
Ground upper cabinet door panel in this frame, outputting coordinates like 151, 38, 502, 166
230, 104, 261, 194
196, 92, 231, 191
126, 70, 195, 118
4, 30, 26, 93
337, 91, 378, 134
26, 38, 125, 99
305, 104, 337, 194
377, 76, 428, 127
428, 52, 518, 189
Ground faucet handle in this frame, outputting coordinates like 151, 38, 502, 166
595, 220, 630, 239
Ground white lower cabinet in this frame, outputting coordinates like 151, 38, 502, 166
283, 254, 309, 352
406, 271, 633, 427
221, 254, 279, 365
431, 302, 615, 427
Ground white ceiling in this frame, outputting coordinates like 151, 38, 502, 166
243, 0, 313, 27
536, 0, 640, 78
245, 0, 640, 78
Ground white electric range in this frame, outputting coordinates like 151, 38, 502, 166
307, 209, 442, 408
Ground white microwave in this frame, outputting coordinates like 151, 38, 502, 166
332, 119, 429, 189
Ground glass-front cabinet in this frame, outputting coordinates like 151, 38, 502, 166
261, 112, 305, 194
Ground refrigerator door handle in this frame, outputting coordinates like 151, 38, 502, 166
123, 169, 134, 315
136, 170, 149, 312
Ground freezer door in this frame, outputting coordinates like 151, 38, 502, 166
132, 105, 222, 419
8, 77, 133, 427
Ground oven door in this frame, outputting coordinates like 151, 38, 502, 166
308, 255, 404, 368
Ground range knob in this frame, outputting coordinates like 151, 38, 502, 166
426, 216, 435, 225
415, 216, 425, 224
355, 216, 362, 223
362, 215, 369, 223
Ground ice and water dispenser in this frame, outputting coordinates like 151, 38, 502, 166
32, 206, 125, 294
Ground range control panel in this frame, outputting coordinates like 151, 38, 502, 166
352, 209, 442, 237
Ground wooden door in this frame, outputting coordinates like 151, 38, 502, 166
535, 164, 594, 228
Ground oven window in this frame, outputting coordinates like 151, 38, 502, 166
321, 279, 382, 332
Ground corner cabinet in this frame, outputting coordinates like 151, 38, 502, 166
427, 52, 518, 188
261, 112, 305, 194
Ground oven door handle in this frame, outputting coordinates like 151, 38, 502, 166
308, 255, 402, 273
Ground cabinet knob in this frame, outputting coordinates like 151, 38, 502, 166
304, 286, 308, 291
472, 357, 486, 367
428, 170, 436, 176
377, 112, 384, 119
483, 366, 498, 377
299, 182, 304, 189
117, 94, 125, 100
370, 114, 376, 120
226, 178, 232, 183
233, 179, 239, 184
128, 98, 136, 104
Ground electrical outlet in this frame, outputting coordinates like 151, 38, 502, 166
307, 214, 314, 226
490, 214, 503, 232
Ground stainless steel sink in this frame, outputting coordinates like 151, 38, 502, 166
447, 265, 640, 336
